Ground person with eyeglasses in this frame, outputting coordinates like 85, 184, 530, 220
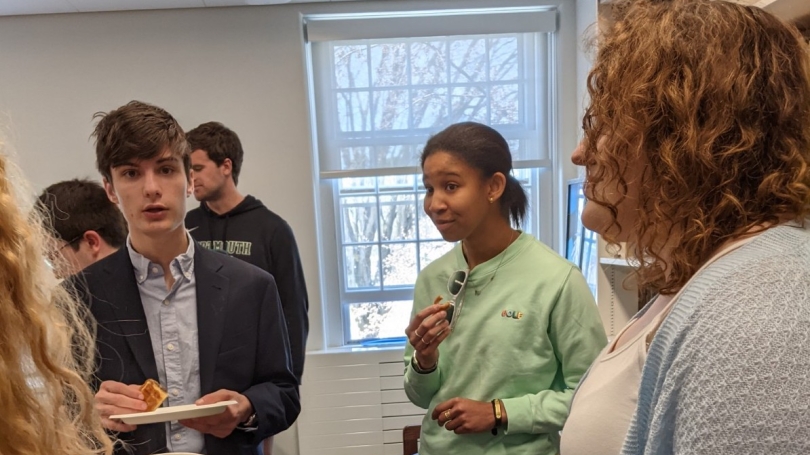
404, 122, 607, 455
37, 178, 127, 278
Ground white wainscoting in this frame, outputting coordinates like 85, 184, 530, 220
298, 347, 424, 455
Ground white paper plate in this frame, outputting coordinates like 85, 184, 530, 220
110, 400, 237, 425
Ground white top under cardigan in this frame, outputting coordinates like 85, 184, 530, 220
561, 234, 757, 455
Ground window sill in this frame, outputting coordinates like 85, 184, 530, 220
307, 343, 406, 357
599, 257, 638, 267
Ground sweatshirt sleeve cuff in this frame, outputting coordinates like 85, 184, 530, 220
500, 396, 533, 434
404, 361, 441, 404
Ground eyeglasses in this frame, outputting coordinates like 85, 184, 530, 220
59, 234, 84, 251
445, 269, 469, 329
59, 227, 104, 251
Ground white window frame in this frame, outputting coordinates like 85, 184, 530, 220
304, 4, 572, 347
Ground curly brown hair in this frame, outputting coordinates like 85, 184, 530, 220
582, 0, 810, 294
794, 12, 810, 42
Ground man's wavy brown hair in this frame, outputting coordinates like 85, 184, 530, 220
583, 0, 810, 294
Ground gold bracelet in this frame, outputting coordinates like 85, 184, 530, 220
491, 399, 503, 435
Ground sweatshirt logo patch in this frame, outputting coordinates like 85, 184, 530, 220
501, 309, 523, 320
199, 240, 253, 256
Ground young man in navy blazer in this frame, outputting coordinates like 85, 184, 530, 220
78, 100, 299, 455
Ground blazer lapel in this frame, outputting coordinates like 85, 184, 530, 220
195, 248, 229, 394
103, 248, 159, 381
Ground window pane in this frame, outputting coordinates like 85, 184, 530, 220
489, 37, 519, 81
410, 41, 446, 85
346, 300, 412, 341
491, 83, 519, 125
344, 245, 380, 289
341, 196, 378, 243
382, 243, 418, 286
379, 194, 417, 241
370, 42, 408, 87
339, 147, 372, 170
514, 169, 534, 235
336, 145, 419, 171
417, 193, 443, 240
411, 88, 448, 129
379, 145, 419, 168
379, 174, 415, 192
449, 38, 487, 83
373, 89, 410, 130
336, 91, 371, 132
507, 139, 521, 161
338, 176, 375, 191
450, 85, 488, 123
419, 241, 455, 271
333, 44, 369, 89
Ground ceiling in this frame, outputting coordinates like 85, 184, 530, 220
0, 0, 357, 17
0, 0, 805, 21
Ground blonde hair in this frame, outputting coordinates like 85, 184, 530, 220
0, 147, 113, 455
583, 0, 810, 294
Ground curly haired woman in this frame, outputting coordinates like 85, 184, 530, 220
0, 146, 113, 455
562, 1, 810, 455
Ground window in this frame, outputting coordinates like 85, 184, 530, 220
305, 7, 560, 345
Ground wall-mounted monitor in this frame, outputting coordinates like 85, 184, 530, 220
566, 178, 598, 295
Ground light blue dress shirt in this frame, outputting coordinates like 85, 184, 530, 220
127, 234, 204, 454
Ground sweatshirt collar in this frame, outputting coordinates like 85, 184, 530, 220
453, 231, 525, 282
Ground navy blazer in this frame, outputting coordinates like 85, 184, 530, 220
74, 245, 300, 455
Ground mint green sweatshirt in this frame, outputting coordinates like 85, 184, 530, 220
404, 233, 607, 455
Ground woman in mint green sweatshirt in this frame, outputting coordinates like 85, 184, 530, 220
404, 122, 607, 455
